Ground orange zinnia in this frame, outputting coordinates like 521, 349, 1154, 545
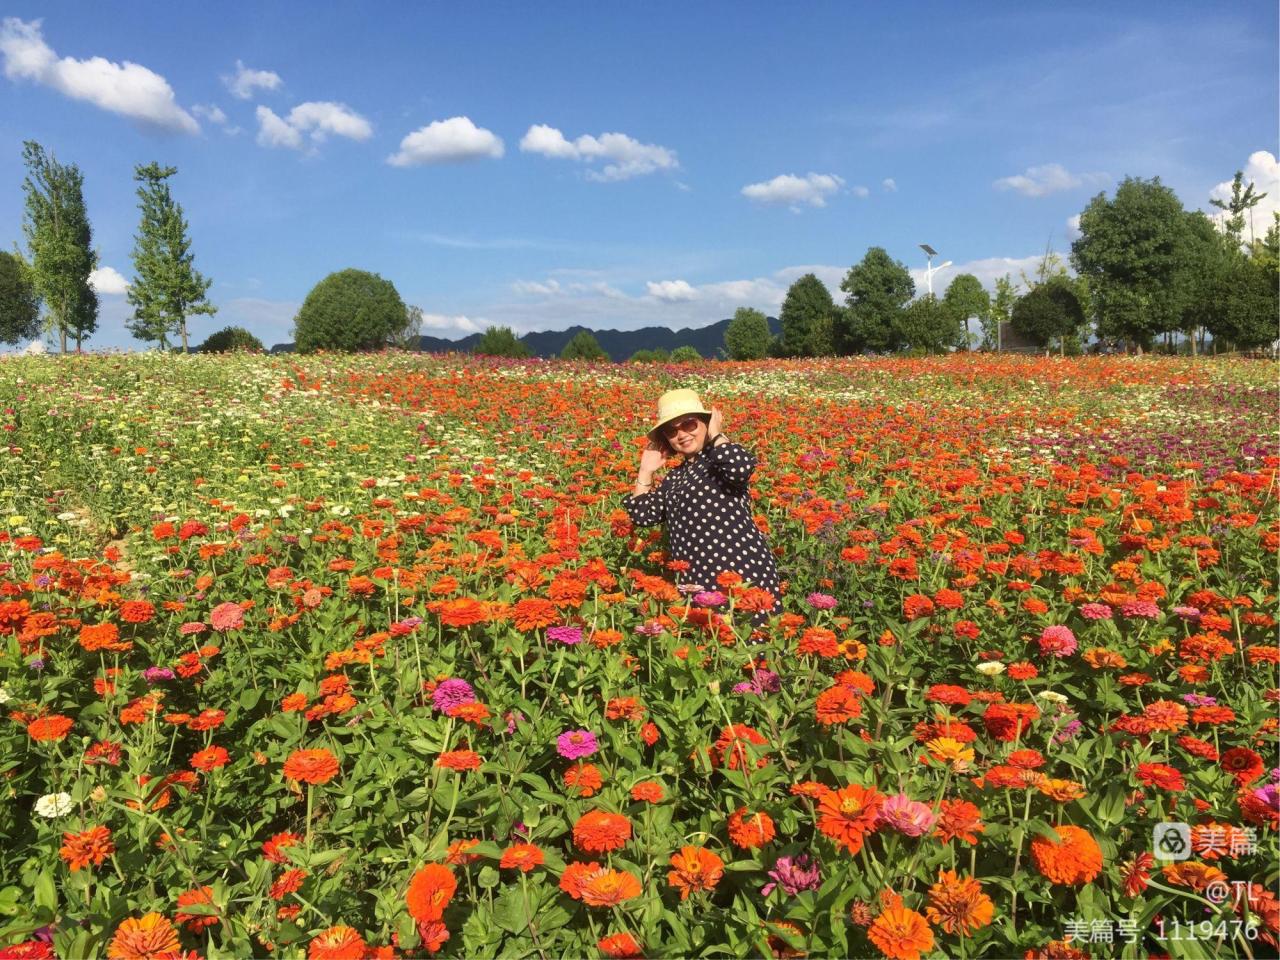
581, 868, 643, 907
598, 932, 644, 958
559, 861, 603, 900
867, 906, 934, 960
435, 597, 489, 627
59, 825, 114, 871
667, 846, 724, 899
1030, 825, 1103, 885
174, 885, 219, 931
435, 750, 483, 771
511, 597, 559, 631
499, 843, 545, 873
815, 685, 863, 726
307, 925, 366, 960
27, 715, 73, 742
282, 748, 339, 785
406, 863, 457, 922
573, 811, 632, 853
107, 913, 180, 960
728, 807, 776, 849
564, 762, 603, 797
817, 784, 885, 854
925, 870, 994, 936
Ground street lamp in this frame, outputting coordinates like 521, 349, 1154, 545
918, 244, 952, 297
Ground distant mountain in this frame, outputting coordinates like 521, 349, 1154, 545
270, 315, 782, 361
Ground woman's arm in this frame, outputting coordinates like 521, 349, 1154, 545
703, 436, 757, 494
623, 437, 671, 526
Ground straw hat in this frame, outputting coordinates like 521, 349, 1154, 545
649, 388, 711, 440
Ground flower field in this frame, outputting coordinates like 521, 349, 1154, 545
0, 352, 1275, 960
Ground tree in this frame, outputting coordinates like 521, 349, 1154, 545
896, 294, 965, 354
126, 163, 215, 352
627, 348, 669, 363
724, 307, 771, 360
1210, 170, 1269, 248
942, 274, 990, 350
670, 345, 701, 362
1011, 279, 1085, 355
473, 325, 530, 358
1177, 212, 1237, 356
293, 269, 408, 352
836, 247, 914, 354
987, 275, 1017, 350
197, 325, 264, 353
20, 141, 98, 353
1205, 256, 1279, 351
388, 304, 423, 350
1071, 177, 1198, 353
0, 251, 40, 345
778, 273, 836, 356
560, 330, 609, 361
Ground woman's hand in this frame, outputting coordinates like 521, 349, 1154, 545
707, 407, 724, 439
639, 437, 668, 476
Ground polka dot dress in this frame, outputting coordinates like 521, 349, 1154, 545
623, 440, 782, 627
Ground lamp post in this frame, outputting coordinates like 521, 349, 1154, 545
918, 244, 952, 297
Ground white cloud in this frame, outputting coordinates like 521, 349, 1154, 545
223, 59, 281, 100
852, 185, 870, 198
519, 124, 678, 181
419, 312, 483, 334
191, 103, 227, 125
256, 101, 372, 150
89, 266, 129, 295
1065, 214, 1082, 241
0, 18, 198, 133
255, 106, 302, 149
741, 172, 844, 209
993, 163, 1109, 197
512, 279, 562, 296
1207, 150, 1280, 242
646, 280, 698, 302
387, 116, 504, 166
882, 178, 897, 192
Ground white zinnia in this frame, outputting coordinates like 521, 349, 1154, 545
976, 661, 1006, 676
35, 792, 73, 818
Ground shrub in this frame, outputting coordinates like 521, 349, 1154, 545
474, 326, 531, 358
293, 269, 408, 353
670, 345, 701, 362
560, 331, 609, 361
197, 326, 264, 353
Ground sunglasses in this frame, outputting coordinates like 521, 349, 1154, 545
660, 415, 705, 439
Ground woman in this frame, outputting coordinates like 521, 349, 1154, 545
622, 388, 782, 631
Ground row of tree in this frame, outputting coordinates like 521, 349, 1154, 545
2, 144, 1275, 356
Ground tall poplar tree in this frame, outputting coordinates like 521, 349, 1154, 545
128, 163, 215, 351
20, 141, 98, 353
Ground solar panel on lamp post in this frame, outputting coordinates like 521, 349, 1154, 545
918, 244, 952, 298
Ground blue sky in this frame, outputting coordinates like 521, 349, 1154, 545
1, 1, 1276, 349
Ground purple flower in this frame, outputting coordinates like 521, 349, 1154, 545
1182, 694, 1217, 707
143, 666, 175, 684
547, 625, 583, 646
1053, 718, 1083, 744
556, 729, 598, 760
732, 668, 782, 697
693, 591, 727, 608
806, 592, 837, 610
432, 678, 476, 713
761, 854, 822, 896
28, 657, 44, 672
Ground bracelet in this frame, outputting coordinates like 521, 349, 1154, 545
710, 434, 727, 447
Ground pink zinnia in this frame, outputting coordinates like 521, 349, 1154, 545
556, 729, 598, 760
1120, 600, 1160, 619
876, 794, 937, 837
693, 591, 727, 608
209, 603, 244, 632
806, 593, 838, 610
1079, 603, 1112, 621
179, 621, 208, 636
1038, 625, 1077, 657
1171, 606, 1201, 621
